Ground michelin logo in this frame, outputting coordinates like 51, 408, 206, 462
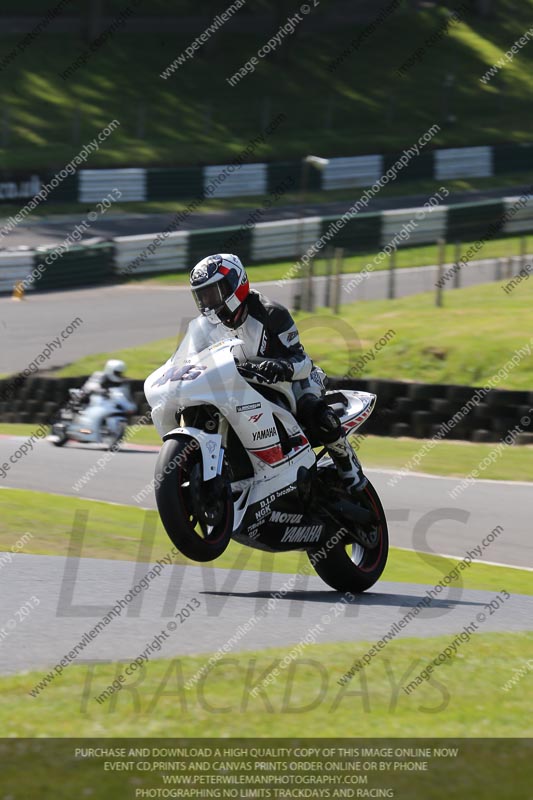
237, 402, 261, 412
281, 525, 322, 543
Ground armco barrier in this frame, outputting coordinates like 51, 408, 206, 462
146, 167, 203, 201
434, 146, 493, 180
322, 155, 383, 190
203, 163, 266, 199
114, 231, 189, 275
318, 212, 382, 253
79, 169, 146, 202
380, 204, 447, 247
0, 375, 531, 446
5, 141, 533, 207
446, 199, 506, 242
250, 217, 322, 262
0, 249, 35, 293
34, 240, 115, 291
2, 192, 533, 292
503, 195, 533, 234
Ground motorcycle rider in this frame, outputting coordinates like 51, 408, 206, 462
79, 359, 135, 435
188, 253, 368, 497
81, 359, 130, 396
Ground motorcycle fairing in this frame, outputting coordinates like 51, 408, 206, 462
145, 339, 377, 550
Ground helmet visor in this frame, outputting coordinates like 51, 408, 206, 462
192, 277, 233, 315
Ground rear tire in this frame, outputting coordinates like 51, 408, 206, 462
308, 480, 388, 593
155, 437, 234, 563
50, 424, 68, 447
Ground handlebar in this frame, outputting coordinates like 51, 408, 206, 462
235, 360, 270, 384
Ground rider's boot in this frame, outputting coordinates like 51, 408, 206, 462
326, 434, 368, 496
327, 435, 378, 528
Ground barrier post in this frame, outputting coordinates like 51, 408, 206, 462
387, 248, 396, 300
435, 238, 445, 307
306, 256, 315, 312
11, 281, 25, 301
453, 241, 461, 288
324, 247, 333, 308
333, 247, 343, 314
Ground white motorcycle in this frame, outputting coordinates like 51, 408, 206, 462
49, 387, 136, 450
145, 338, 388, 593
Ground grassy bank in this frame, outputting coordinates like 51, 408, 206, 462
5, 632, 532, 737
53, 281, 533, 388
2, 5, 533, 168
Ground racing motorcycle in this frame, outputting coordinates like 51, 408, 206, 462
48, 386, 136, 450
145, 338, 388, 593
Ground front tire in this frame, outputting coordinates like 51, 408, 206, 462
154, 437, 234, 563
308, 480, 388, 593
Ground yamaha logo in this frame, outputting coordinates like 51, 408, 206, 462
252, 427, 277, 442
281, 525, 322, 543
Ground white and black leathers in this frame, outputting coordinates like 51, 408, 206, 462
181, 289, 367, 493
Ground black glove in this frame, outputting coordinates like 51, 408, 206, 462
253, 359, 294, 384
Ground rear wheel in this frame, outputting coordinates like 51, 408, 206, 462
50, 423, 68, 447
155, 437, 234, 562
308, 480, 388, 593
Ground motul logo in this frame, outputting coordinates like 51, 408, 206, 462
281, 525, 322, 543
271, 511, 303, 524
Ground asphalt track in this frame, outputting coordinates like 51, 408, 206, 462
0, 260, 503, 374
1, 437, 531, 569
1, 182, 531, 249
2, 553, 532, 676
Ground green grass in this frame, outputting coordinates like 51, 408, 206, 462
0, 488, 531, 595
4, 633, 532, 737
3, 5, 533, 168
356, 434, 533, 483
54, 280, 533, 389
299, 281, 533, 387
55, 336, 183, 380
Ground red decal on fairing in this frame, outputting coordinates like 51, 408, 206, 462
342, 407, 371, 432
251, 444, 284, 464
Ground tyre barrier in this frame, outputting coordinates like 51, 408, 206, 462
1, 375, 531, 445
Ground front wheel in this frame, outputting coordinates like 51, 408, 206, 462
308, 480, 388, 593
154, 436, 234, 563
